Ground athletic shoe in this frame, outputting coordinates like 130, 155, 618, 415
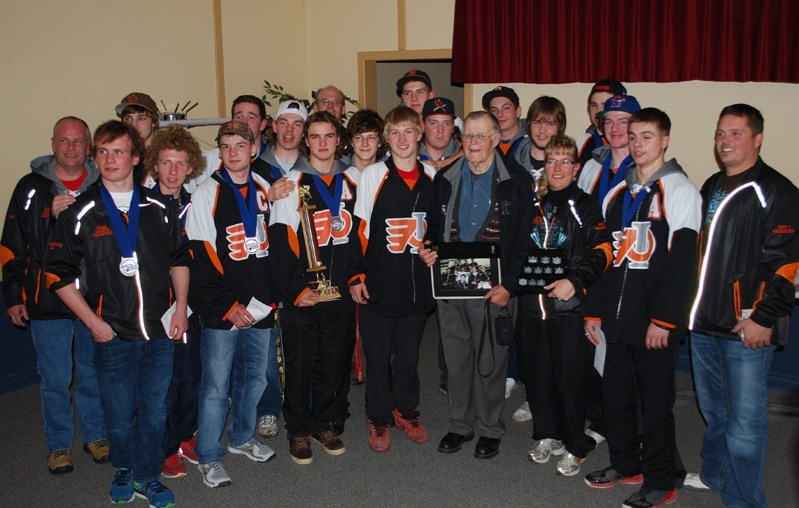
585, 428, 606, 445
683, 472, 711, 491
555, 452, 586, 476
109, 467, 135, 503
288, 436, 313, 465
257, 415, 279, 439
367, 418, 391, 452
47, 449, 73, 475
178, 438, 198, 464
584, 465, 644, 489
198, 462, 232, 488
161, 453, 187, 479
393, 409, 429, 443
311, 430, 346, 456
512, 401, 532, 422
83, 439, 110, 463
134, 480, 175, 508
622, 486, 678, 507
227, 439, 276, 462
505, 378, 517, 399
527, 438, 564, 463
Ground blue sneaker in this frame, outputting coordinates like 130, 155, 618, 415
133, 480, 175, 508
109, 467, 135, 504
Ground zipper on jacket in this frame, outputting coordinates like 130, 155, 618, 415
411, 192, 421, 305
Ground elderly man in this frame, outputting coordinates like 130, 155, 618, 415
420, 111, 532, 460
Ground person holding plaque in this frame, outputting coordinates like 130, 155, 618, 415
269, 111, 359, 464
520, 136, 611, 478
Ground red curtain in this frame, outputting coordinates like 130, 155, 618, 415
452, 0, 799, 84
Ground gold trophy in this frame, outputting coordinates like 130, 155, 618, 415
298, 185, 340, 301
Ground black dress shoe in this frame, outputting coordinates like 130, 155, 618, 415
437, 432, 475, 453
474, 437, 500, 459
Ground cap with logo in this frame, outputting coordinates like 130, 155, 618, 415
599, 94, 642, 118
216, 120, 255, 144
115, 92, 159, 117
396, 69, 433, 97
422, 97, 456, 119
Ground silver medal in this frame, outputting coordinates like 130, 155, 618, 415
331, 216, 344, 232
244, 237, 259, 254
119, 257, 139, 277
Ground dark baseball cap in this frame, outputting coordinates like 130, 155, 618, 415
396, 69, 432, 96
422, 97, 456, 119
599, 95, 642, 117
115, 92, 158, 117
590, 78, 627, 97
216, 120, 254, 144
481, 86, 520, 110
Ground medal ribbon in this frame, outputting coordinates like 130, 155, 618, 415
591, 129, 604, 153
598, 154, 632, 206
312, 173, 343, 219
621, 186, 650, 228
99, 183, 140, 259
220, 169, 258, 239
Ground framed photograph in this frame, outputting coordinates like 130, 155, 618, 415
431, 242, 501, 299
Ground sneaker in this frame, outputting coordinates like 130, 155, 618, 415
439, 372, 448, 396
227, 439, 276, 462
505, 378, 517, 399
178, 438, 198, 464
584, 465, 644, 489
393, 409, 429, 444
161, 453, 187, 479
83, 439, 110, 464
512, 401, 532, 422
311, 430, 346, 456
257, 415, 279, 439
367, 418, 391, 452
585, 428, 606, 445
134, 480, 175, 508
288, 436, 313, 465
555, 452, 586, 476
47, 449, 73, 475
622, 486, 678, 507
527, 438, 564, 463
109, 467, 135, 503
198, 462, 232, 488
683, 472, 711, 491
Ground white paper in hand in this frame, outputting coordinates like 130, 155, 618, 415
161, 303, 193, 341
593, 325, 606, 377
230, 297, 273, 330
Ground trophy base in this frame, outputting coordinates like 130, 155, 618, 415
316, 284, 341, 302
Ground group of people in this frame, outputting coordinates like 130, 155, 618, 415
1, 70, 796, 508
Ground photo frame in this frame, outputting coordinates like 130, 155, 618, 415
431, 242, 501, 299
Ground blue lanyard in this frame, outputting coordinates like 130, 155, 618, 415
598, 154, 632, 206
98, 183, 140, 258
311, 173, 343, 218
267, 163, 283, 182
591, 129, 604, 152
220, 169, 257, 238
621, 186, 650, 228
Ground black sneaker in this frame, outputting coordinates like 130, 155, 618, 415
584, 465, 644, 489
622, 486, 677, 507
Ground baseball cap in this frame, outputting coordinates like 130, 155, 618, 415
216, 120, 254, 144
600, 95, 641, 117
481, 86, 520, 110
590, 78, 627, 97
115, 92, 158, 117
422, 97, 456, 119
396, 70, 432, 97
275, 100, 308, 122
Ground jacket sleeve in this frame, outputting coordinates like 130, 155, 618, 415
566, 197, 612, 294
44, 205, 83, 292
0, 179, 34, 306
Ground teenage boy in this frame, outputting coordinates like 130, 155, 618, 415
46, 120, 190, 508
187, 121, 276, 488
576, 78, 627, 167
261, 100, 310, 180
583, 108, 700, 508
269, 111, 359, 464
116, 92, 160, 149
144, 125, 206, 479
346, 109, 386, 171
419, 97, 463, 171
349, 106, 437, 452
396, 69, 435, 116
483, 86, 526, 157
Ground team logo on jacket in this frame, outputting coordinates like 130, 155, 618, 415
226, 214, 269, 260
314, 205, 353, 246
612, 221, 656, 269
386, 212, 426, 254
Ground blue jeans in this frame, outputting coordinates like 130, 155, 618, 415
197, 326, 270, 463
30, 319, 105, 452
256, 327, 283, 417
94, 336, 174, 482
691, 332, 774, 508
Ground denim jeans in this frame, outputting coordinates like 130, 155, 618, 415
94, 336, 174, 482
30, 319, 105, 452
691, 332, 774, 508
197, 326, 270, 464
255, 327, 283, 418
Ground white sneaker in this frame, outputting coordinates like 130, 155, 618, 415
227, 439, 276, 462
512, 401, 532, 422
555, 452, 586, 476
198, 462, 232, 488
585, 428, 606, 445
684, 472, 711, 491
527, 438, 564, 463
257, 415, 278, 439
505, 378, 517, 399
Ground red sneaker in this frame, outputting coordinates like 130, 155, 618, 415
178, 438, 198, 464
367, 419, 391, 452
161, 453, 187, 479
393, 409, 429, 444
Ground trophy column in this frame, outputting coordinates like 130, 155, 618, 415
298, 185, 341, 302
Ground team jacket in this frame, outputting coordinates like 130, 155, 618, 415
689, 158, 799, 345
268, 162, 358, 306
525, 183, 612, 316
349, 158, 437, 317
0, 155, 99, 319
45, 185, 190, 341
185, 170, 275, 329
584, 159, 702, 344
426, 153, 534, 293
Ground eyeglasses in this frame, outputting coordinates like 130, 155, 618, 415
462, 132, 494, 143
317, 99, 344, 107
544, 159, 575, 167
